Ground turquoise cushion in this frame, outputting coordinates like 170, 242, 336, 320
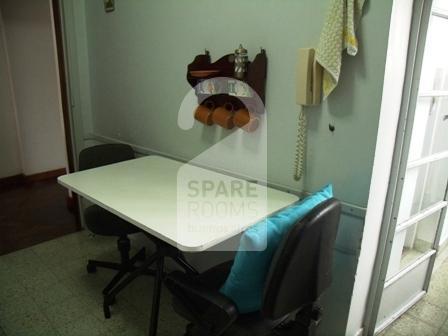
220, 184, 333, 314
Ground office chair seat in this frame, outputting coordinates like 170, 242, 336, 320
171, 260, 283, 336
84, 205, 140, 237
166, 199, 342, 336
171, 262, 285, 336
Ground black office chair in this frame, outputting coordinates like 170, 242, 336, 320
165, 198, 341, 336
79, 144, 146, 296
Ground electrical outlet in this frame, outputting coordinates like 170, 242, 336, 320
104, 0, 115, 13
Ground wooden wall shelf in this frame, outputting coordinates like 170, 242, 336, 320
187, 48, 267, 130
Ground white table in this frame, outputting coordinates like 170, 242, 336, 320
58, 155, 298, 251
58, 155, 298, 335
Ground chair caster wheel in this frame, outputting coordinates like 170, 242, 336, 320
87, 263, 97, 274
103, 303, 111, 319
103, 295, 116, 319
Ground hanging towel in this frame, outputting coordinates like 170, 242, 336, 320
316, 0, 366, 99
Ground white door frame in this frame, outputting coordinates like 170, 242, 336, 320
359, 0, 448, 334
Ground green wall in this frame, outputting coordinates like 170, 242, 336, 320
69, 0, 393, 208
62, 1, 395, 334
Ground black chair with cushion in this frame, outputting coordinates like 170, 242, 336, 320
165, 198, 341, 336
79, 144, 147, 296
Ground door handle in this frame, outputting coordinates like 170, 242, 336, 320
443, 115, 448, 121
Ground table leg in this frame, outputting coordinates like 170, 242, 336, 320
149, 256, 165, 336
174, 255, 199, 275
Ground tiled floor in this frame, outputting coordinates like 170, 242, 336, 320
380, 255, 448, 336
2, 231, 448, 336
0, 231, 188, 336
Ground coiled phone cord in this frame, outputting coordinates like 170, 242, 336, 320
294, 107, 307, 181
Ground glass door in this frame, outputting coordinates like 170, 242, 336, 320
375, 1, 448, 332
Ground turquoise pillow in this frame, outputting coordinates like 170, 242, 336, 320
220, 184, 333, 314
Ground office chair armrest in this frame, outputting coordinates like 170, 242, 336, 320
166, 271, 238, 336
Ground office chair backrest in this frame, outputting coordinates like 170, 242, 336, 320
262, 198, 341, 319
79, 144, 135, 171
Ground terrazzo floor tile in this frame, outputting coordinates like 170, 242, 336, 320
64, 268, 120, 304
31, 238, 64, 255
0, 280, 28, 302
31, 281, 76, 309
0, 305, 55, 336
119, 276, 154, 314
100, 300, 148, 335
41, 295, 94, 329
391, 315, 438, 336
424, 284, 448, 310
12, 231, 448, 335
0, 231, 181, 336
0, 292, 41, 325
407, 301, 448, 329
379, 254, 448, 336
54, 231, 92, 247
19, 269, 60, 292
56, 314, 109, 336
378, 328, 403, 336
0, 248, 41, 267
438, 319, 448, 336
0, 249, 45, 287
47, 256, 89, 281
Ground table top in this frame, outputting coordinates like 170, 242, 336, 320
58, 155, 299, 252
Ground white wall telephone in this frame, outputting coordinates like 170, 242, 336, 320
294, 48, 323, 181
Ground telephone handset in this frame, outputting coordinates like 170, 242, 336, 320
294, 48, 323, 181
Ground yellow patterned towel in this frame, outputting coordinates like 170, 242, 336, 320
316, 0, 366, 99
